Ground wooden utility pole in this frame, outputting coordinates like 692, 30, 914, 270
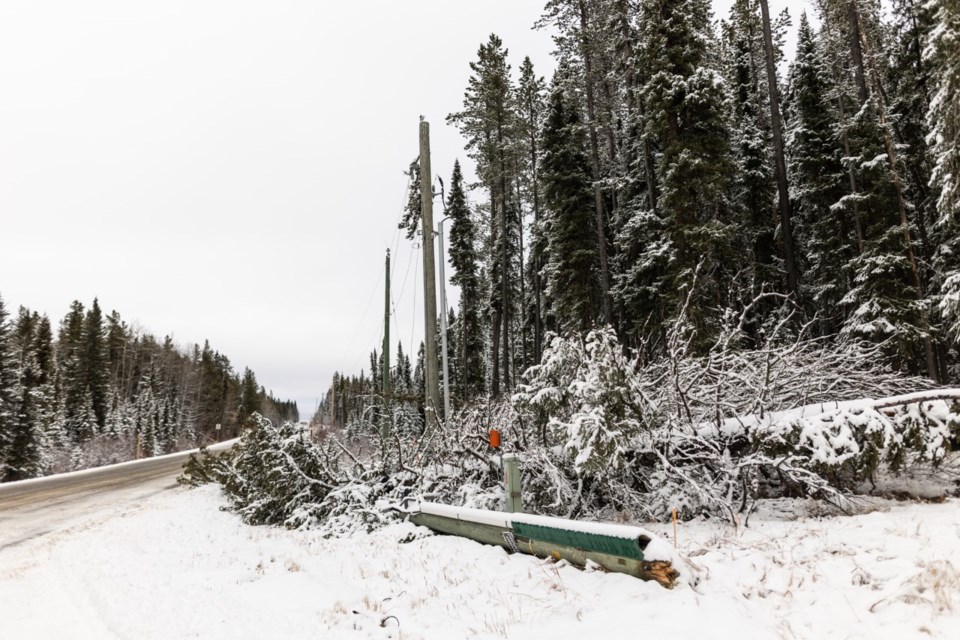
382, 249, 391, 442
759, 0, 798, 295
419, 120, 442, 430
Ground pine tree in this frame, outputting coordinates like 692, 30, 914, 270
7, 335, 46, 480
926, 0, 960, 220
541, 82, 601, 332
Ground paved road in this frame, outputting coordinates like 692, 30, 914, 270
0, 440, 236, 553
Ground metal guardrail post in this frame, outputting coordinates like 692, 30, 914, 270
503, 453, 522, 513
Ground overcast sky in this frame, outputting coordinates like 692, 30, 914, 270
0, 0, 811, 420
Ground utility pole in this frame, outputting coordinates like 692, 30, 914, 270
419, 120, 442, 430
438, 218, 451, 423
382, 249, 391, 443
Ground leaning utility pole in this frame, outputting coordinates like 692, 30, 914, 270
382, 248, 391, 443
419, 120, 442, 430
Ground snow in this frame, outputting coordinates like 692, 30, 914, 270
3, 484, 959, 639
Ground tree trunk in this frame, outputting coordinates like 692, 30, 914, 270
490, 186, 501, 397
856, 21, 940, 382
836, 90, 866, 254
847, 1, 870, 106
615, 0, 658, 215
531, 130, 543, 363
498, 117, 511, 392
759, 0, 798, 295
517, 177, 528, 374
579, 0, 613, 327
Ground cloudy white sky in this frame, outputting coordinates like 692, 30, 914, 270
0, 0, 810, 419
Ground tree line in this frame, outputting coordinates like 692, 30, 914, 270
320, 0, 959, 430
0, 294, 297, 481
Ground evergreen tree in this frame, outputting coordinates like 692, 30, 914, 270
0, 296, 20, 475
722, 0, 779, 292
240, 367, 261, 426
447, 33, 519, 396
58, 300, 86, 441
516, 57, 547, 362
635, 0, 739, 350
928, 0, 960, 344
925, 0, 960, 221
812, 1, 933, 371
538, 0, 618, 327
82, 298, 109, 430
541, 82, 601, 332
446, 161, 485, 401
7, 337, 46, 480
784, 14, 852, 332
888, 0, 937, 270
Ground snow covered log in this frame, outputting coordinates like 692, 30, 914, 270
409, 501, 680, 588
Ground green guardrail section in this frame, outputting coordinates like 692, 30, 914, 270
511, 522, 645, 561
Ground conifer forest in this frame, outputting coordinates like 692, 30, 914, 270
0, 295, 298, 481
266, 0, 960, 528
321, 0, 960, 427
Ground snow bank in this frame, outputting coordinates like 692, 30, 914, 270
3, 485, 958, 639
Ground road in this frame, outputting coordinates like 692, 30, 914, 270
0, 440, 236, 554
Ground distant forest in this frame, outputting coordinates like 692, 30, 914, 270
0, 294, 297, 481
319, 0, 960, 430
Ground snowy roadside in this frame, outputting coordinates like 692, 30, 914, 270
1, 484, 957, 639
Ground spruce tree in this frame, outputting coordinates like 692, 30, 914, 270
722, 0, 779, 292
447, 33, 519, 396
541, 82, 601, 333
82, 298, 109, 430
0, 296, 20, 475
7, 340, 46, 480
925, 0, 960, 221
784, 14, 852, 332
636, 0, 739, 349
516, 57, 547, 361
927, 0, 960, 343
58, 301, 86, 441
810, 0, 934, 374
446, 161, 485, 400
240, 367, 261, 426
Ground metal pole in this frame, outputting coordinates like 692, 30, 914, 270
438, 219, 451, 423
419, 120, 441, 430
502, 453, 522, 513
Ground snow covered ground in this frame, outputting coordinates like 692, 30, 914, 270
1, 484, 957, 639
